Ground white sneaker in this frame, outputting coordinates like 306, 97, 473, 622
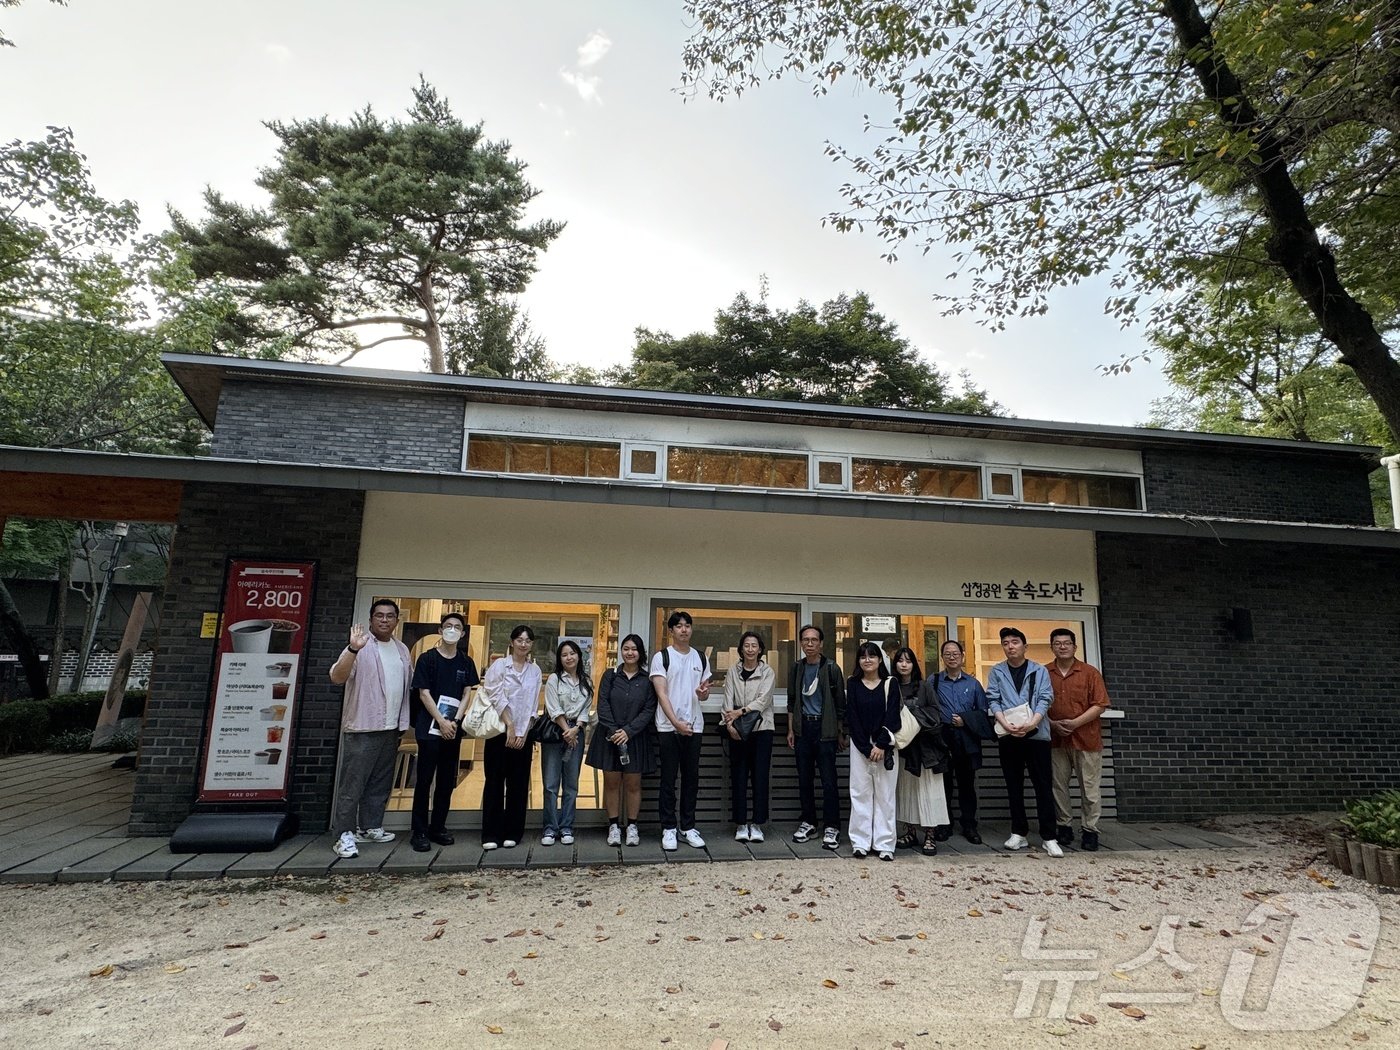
735, 824, 750, 842
540, 832, 556, 846
333, 831, 359, 859
482, 841, 499, 850
661, 828, 678, 851
1004, 833, 1030, 850
793, 821, 816, 843
683, 828, 706, 849
625, 824, 640, 847
1043, 840, 1065, 858
503, 839, 517, 849
748, 824, 764, 842
606, 824, 622, 846
561, 832, 574, 845
353, 827, 395, 844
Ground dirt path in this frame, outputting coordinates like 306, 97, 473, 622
0, 818, 1395, 1049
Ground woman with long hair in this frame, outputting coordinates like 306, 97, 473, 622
846, 641, 902, 860
892, 646, 950, 855
585, 634, 657, 847
480, 624, 540, 850
539, 639, 593, 846
720, 630, 776, 842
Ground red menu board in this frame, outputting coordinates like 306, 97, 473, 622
196, 559, 317, 803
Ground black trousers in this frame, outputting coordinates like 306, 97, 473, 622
794, 716, 841, 829
728, 729, 773, 825
412, 733, 461, 837
997, 736, 1057, 840
939, 726, 980, 832
658, 731, 703, 831
481, 733, 532, 844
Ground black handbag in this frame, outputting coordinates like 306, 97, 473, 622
529, 715, 565, 745
732, 710, 762, 741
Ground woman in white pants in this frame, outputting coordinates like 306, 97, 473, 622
845, 641, 902, 861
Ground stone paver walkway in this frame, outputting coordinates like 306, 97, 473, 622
0, 752, 1254, 884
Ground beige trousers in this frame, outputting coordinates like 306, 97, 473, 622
1051, 747, 1103, 832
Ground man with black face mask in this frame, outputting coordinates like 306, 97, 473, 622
407, 612, 481, 852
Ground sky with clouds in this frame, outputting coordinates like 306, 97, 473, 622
0, 0, 1173, 425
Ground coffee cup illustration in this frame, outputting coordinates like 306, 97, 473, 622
228, 619, 273, 653
271, 681, 290, 700
265, 661, 292, 679
259, 704, 288, 721
268, 619, 301, 654
266, 726, 284, 743
254, 748, 283, 765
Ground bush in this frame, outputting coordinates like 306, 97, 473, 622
94, 727, 140, 754
47, 728, 94, 753
1342, 790, 1400, 849
0, 700, 51, 755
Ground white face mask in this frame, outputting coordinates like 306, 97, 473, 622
441, 626, 463, 644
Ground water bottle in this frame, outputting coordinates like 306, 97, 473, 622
617, 741, 630, 766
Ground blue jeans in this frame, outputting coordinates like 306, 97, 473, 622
540, 736, 585, 835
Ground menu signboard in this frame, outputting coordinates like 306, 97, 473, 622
196, 559, 317, 803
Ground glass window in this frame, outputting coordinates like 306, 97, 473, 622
851, 458, 981, 499
955, 616, 1088, 682
816, 458, 846, 488
1022, 470, 1142, 510
989, 470, 1017, 498
666, 447, 809, 489
466, 435, 620, 479
650, 601, 800, 694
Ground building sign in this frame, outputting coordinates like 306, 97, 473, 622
961, 580, 1085, 602
196, 559, 317, 803
861, 615, 898, 634
200, 612, 221, 638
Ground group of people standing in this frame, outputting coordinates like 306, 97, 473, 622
327, 601, 1110, 862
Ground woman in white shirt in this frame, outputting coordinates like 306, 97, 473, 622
480, 625, 542, 850
539, 640, 592, 846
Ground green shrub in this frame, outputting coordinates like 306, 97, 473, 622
0, 700, 51, 755
44, 695, 103, 735
1342, 790, 1400, 849
93, 727, 140, 754
47, 728, 94, 753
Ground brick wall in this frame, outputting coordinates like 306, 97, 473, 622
211, 379, 464, 471
1143, 448, 1376, 525
1098, 533, 1400, 820
129, 482, 364, 835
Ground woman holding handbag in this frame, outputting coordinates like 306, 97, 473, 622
891, 646, 950, 855
846, 641, 902, 861
480, 625, 541, 850
586, 634, 656, 847
720, 630, 776, 843
538, 640, 592, 847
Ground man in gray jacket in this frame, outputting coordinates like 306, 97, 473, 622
786, 624, 846, 850
985, 626, 1062, 858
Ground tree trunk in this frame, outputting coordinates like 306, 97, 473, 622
47, 551, 71, 697
420, 271, 446, 374
92, 590, 150, 748
1164, 0, 1400, 446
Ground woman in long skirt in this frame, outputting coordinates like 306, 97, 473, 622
891, 646, 950, 855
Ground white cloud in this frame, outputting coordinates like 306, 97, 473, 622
560, 30, 611, 104
263, 43, 293, 64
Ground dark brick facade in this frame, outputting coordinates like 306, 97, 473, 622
130, 482, 364, 835
1142, 448, 1376, 525
1098, 533, 1400, 820
211, 380, 465, 471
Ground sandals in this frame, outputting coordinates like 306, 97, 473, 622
896, 829, 920, 851
921, 831, 939, 856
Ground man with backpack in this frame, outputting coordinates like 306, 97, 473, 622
650, 610, 712, 850
786, 624, 846, 850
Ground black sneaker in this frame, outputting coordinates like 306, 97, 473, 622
1081, 830, 1100, 852
933, 825, 953, 842
1056, 824, 1074, 846
962, 828, 982, 845
427, 829, 455, 846
411, 832, 431, 853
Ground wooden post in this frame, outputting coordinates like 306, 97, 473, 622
91, 590, 151, 748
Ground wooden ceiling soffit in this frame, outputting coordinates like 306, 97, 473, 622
0, 471, 183, 523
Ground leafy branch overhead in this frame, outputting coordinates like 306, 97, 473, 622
681, 0, 1400, 443
170, 78, 565, 374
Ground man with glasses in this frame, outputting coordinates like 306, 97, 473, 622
928, 639, 990, 844
787, 624, 846, 851
1046, 628, 1111, 852
327, 598, 412, 859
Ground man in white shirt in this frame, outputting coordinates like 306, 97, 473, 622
650, 610, 711, 850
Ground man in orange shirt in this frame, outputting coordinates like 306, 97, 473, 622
1046, 628, 1111, 851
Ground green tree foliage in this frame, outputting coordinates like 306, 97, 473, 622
0, 126, 208, 453
0, 0, 65, 50
442, 293, 557, 381
610, 289, 1000, 414
170, 79, 565, 375
680, 1, 1400, 443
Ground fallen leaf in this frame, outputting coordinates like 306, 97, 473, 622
967, 909, 983, 918
1121, 1006, 1147, 1020
752, 932, 764, 940
505, 929, 526, 938
666, 986, 682, 994
1105, 1001, 1129, 1009
334, 895, 349, 904
433, 918, 448, 926
822, 979, 839, 988
684, 935, 701, 942
224, 943, 249, 950
879, 979, 896, 988
663, 884, 679, 894
457, 969, 468, 976
768, 1018, 783, 1032
1077, 1013, 1098, 1025
258, 974, 279, 983
89, 965, 113, 977
485, 1025, 503, 1035
162, 964, 186, 974
414, 999, 432, 1005
223, 1021, 246, 1037
523, 950, 538, 959
357, 971, 369, 977
310, 932, 327, 940
1111, 970, 1132, 981
1200, 988, 1218, 996
915, 931, 927, 940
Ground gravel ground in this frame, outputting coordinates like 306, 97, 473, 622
0, 816, 1395, 1050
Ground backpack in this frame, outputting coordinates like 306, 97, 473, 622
660, 646, 707, 676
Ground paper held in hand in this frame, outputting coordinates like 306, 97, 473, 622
993, 702, 1033, 737
428, 695, 461, 737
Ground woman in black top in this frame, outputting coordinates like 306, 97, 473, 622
846, 641, 902, 860
891, 646, 949, 855
585, 634, 657, 847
